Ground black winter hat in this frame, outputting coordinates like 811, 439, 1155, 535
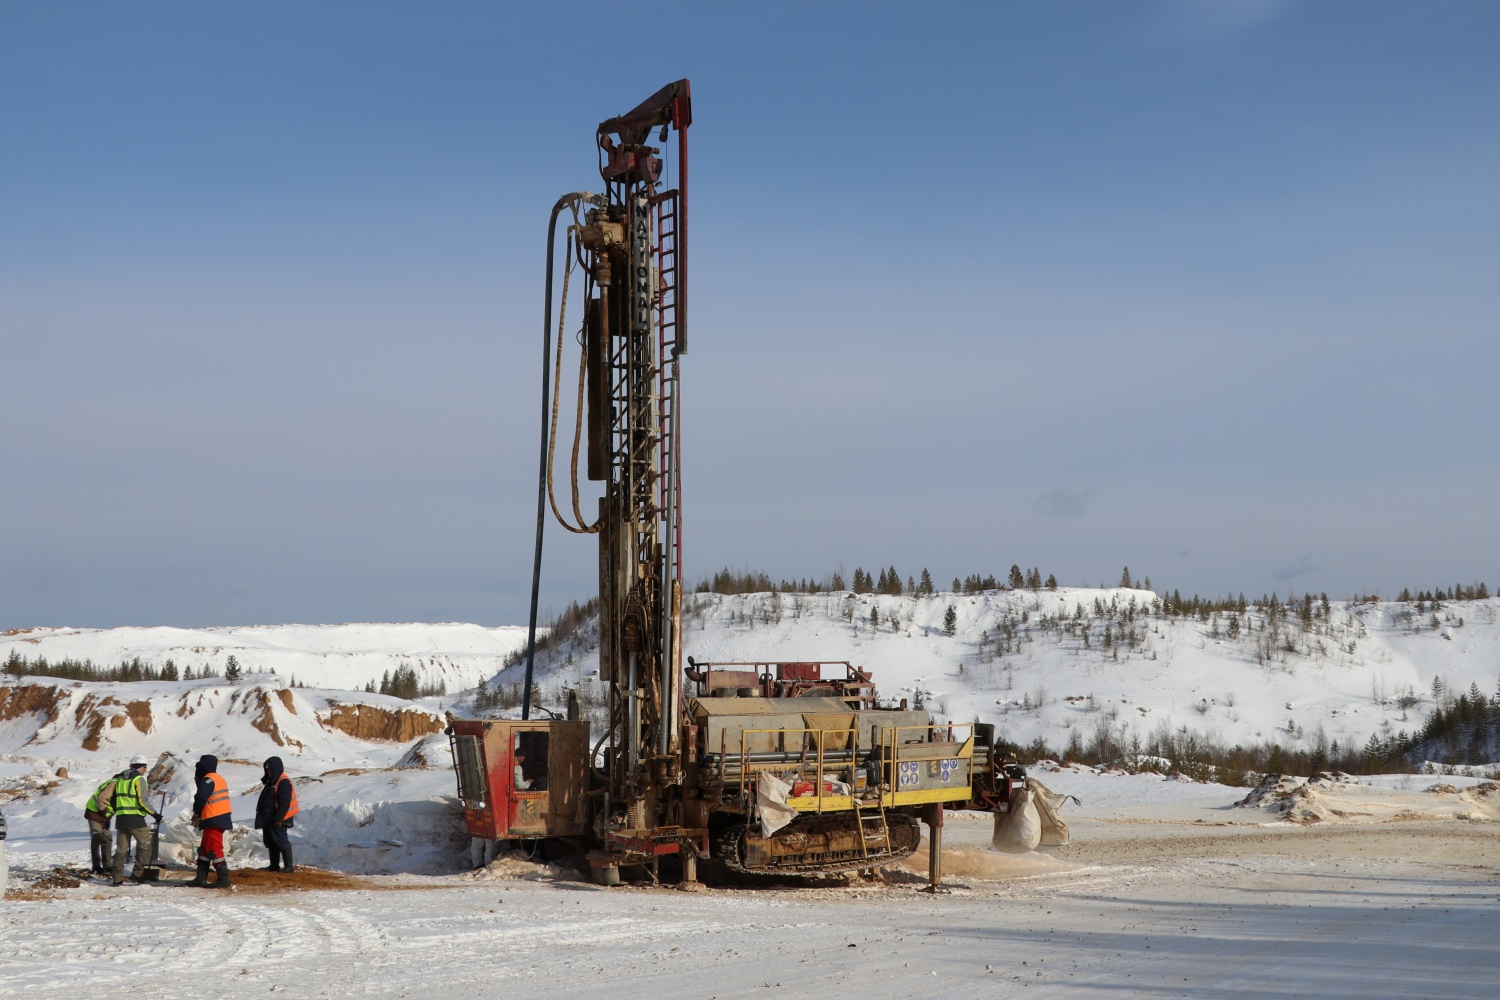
195, 754, 219, 778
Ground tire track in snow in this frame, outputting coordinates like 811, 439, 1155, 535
0, 898, 209, 992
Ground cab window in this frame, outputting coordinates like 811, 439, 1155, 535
512, 731, 550, 791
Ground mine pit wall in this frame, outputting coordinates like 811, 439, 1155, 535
1, 682, 442, 754
318, 701, 444, 742
0, 684, 68, 732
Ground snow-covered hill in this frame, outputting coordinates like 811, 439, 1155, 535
1, 622, 530, 693
508, 588, 1500, 763
8, 590, 1499, 762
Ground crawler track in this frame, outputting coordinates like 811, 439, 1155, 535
715, 812, 922, 876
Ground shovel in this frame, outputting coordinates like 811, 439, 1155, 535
140, 792, 167, 883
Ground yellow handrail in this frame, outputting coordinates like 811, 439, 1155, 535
736, 722, 974, 812
736, 726, 860, 814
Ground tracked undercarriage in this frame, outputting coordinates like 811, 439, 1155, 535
715, 811, 923, 876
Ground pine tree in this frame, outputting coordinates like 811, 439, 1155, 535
887, 566, 902, 596
831, 569, 846, 591
1026, 567, 1042, 590
943, 605, 957, 637
1120, 566, 1133, 589
1045, 574, 1058, 590
1008, 565, 1024, 590
919, 568, 934, 596
951, 577, 961, 593
224, 655, 242, 684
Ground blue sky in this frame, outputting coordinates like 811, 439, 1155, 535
3, 2, 1497, 627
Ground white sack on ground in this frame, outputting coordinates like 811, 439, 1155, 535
991, 778, 1075, 852
992, 784, 1040, 852
756, 773, 796, 837
1028, 777, 1073, 847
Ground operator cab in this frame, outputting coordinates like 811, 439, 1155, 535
448, 719, 588, 848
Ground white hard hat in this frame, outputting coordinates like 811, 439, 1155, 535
130, 754, 150, 768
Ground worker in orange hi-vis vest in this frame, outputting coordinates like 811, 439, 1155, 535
186, 754, 233, 889
254, 756, 300, 873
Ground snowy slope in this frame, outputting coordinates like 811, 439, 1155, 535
511, 589, 1500, 762
9, 592, 1499, 759
1, 622, 531, 692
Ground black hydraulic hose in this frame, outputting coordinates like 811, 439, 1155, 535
522, 194, 581, 720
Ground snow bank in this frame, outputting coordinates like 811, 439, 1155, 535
287, 794, 469, 874
1235, 772, 1500, 824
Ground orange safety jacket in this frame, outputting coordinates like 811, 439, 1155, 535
276, 774, 300, 821
200, 773, 231, 821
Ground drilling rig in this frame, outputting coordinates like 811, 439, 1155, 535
448, 81, 998, 886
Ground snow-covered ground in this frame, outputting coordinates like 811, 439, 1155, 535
4, 819, 1496, 999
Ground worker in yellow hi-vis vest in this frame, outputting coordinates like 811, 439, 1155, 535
109, 755, 161, 885
84, 772, 119, 875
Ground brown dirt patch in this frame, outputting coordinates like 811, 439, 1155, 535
126, 700, 152, 734
320, 702, 442, 742
227, 867, 425, 894
245, 688, 304, 750
248, 689, 285, 747
4, 867, 85, 899
276, 688, 297, 714
74, 693, 123, 751
0, 684, 67, 735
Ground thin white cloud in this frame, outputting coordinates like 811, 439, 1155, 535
1140, 0, 1294, 45
1036, 486, 1098, 519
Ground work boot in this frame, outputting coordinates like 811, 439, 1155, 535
210, 862, 233, 889
111, 875, 125, 886
185, 860, 211, 887
262, 846, 281, 871
282, 847, 294, 875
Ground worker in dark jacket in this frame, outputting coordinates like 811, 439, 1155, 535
254, 756, 299, 873
185, 754, 233, 889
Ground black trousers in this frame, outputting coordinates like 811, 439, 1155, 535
262, 824, 293, 869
